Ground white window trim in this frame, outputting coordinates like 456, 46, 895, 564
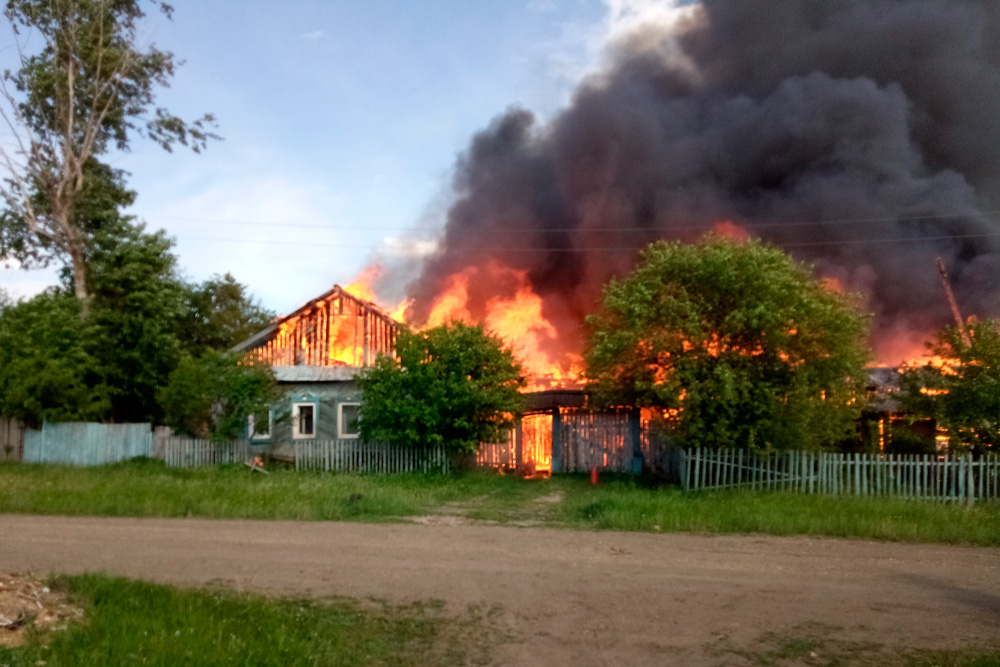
337, 402, 361, 440
248, 409, 272, 441
292, 402, 318, 440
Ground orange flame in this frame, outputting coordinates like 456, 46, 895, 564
423, 262, 582, 390
343, 264, 381, 302
711, 220, 751, 243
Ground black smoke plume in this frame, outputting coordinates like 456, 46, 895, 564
404, 0, 1000, 363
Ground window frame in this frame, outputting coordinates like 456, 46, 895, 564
337, 402, 361, 440
247, 408, 273, 441
292, 401, 318, 440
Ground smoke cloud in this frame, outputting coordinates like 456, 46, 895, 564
403, 0, 1000, 363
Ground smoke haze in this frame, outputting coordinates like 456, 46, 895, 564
401, 0, 1000, 363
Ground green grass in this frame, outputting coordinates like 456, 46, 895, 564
560, 477, 1000, 545
1, 460, 999, 545
0, 574, 496, 667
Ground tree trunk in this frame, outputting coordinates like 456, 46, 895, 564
67, 232, 90, 315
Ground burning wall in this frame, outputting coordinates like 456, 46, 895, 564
376, 0, 1000, 371
247, 285, 400, 368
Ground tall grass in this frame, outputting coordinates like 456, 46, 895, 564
0, 574, 491, 667
0, 459, 492, 521
561, 479, 1000, 545
1, 461, 998, 545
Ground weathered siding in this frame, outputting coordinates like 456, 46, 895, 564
257, 381, 362, 459
23, 422, 152, 465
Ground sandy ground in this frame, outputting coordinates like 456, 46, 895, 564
1, 514, 998, 665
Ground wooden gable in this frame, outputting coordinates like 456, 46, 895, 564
235, 285, 401, 368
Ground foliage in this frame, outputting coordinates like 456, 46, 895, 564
1, 464, 998, 546
82, 219, 189, 423
159, 350, 282, 441
0, 159, 136, 271
900, 319, 1000, 454
0, 0, 218, 301
1, 574, 489, 667
585, 237, 872, 450
178, 273, 276, 355
0, 290, 109, 426
358, 322, 526, 453
0, 218, 274, 426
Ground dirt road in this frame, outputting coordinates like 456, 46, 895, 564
1, 515, 998, 665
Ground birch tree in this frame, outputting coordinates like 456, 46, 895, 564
0, 0, 217, 307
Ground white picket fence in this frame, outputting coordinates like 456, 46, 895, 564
680, 448, 1000, 504
295, 439, 450, 474
162, 438, 250, 468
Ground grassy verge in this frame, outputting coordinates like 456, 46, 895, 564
561, 477, 1000, 545
0, 574, 495, 667
1, 460, 998, 545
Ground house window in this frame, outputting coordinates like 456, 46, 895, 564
292, 402, 317, 439
338, 402, 361, 439
248, 408, 272, 441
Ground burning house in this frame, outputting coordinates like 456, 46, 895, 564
233, 285, 401, 458
239, 1, 998, 465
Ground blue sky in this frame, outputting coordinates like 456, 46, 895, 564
1, 0, 653, 313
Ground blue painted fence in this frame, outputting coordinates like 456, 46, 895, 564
23, 422, 153, 465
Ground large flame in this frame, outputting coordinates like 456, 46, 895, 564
334, 261, 583, 390
422, 262, 583, 390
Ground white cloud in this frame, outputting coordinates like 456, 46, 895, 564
301, 30, 326, 41
601, 0, 700, 55
377, 236, 439, 259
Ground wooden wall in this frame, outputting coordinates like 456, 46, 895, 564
251, 287, 400, 367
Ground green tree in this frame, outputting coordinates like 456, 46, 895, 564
0, 0, 218, 304
179, 273, 276, 355
585, 237, 871, 451
0, 290, 110, 426
899, 319, 1000, 455
357, 322, 526, 453
160, 350, 282, 441
81, 218, 188, 423
0, 216, 274, 426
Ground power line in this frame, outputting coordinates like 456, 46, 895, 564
176, 230, 1000, 251
137, 209, 1000, 233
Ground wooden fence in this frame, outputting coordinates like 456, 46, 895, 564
477, 437, 516, 470
679, 448, 1000, 504
23, 422, 152, 465
295, 440, 449, 474
0, 418, 25, 462
162, 438, 250, 468
558, 411, 637, 472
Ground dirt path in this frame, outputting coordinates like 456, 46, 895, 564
1, 515, 998, 665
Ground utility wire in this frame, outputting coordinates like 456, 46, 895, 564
136, 209, 1000, 233
175, 230, 1000, 251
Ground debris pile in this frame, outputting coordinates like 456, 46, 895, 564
0, 573, 82, 648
